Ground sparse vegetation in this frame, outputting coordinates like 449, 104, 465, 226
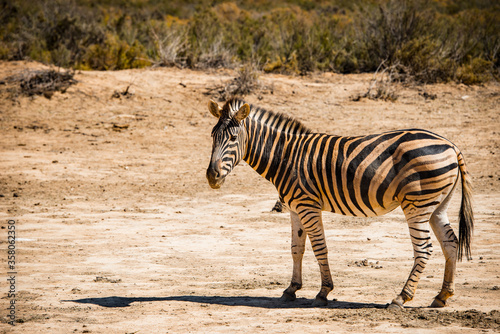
0, 0, 498, 84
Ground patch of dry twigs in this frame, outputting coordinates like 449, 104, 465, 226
1, 68, 77, 99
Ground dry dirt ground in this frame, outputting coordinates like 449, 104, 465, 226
0, 61, 499, 333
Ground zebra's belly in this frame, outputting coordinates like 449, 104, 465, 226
322, 195, 400, 218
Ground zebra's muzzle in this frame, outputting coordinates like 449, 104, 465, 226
208, 177, 225, 189
206, 163, 226, 189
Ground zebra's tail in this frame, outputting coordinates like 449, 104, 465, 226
457, 151, 474, 261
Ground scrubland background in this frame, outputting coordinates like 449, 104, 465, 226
1, 0, 498, 84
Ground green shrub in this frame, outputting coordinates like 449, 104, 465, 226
79, 32, 150, 70
456, 57, 494, 85
264, 53, 299, 74
395, 37, 453, 83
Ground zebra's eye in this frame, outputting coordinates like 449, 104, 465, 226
230, 135, 238, 141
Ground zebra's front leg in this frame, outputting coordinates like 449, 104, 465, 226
300, 208, 333, 306
281, 211, 306, 302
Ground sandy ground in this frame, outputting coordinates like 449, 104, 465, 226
0, 61, 499, 333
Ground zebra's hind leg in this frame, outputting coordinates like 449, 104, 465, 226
281, 211, 306, 302
388, 204, 434, 310
429, 187, 458, 308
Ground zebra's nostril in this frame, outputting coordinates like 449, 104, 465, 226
206, 166, 225, 189
206, 166, 220, 181
208, 160, 222, 178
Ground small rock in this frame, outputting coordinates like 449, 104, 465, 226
112, 124, 129, 131
94, 276, 121, 283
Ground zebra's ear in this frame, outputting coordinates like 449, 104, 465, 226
234, 103, 250, 122
208, 100, 222, 118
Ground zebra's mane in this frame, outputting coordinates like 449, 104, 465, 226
224, 98, 312, 135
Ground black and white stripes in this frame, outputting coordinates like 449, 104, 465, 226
206, 98, 473, 309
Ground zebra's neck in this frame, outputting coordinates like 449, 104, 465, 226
242, 106, 310, 184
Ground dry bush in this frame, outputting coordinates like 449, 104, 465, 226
196, 39, 235, 69
150, 24, 187, 67
4, 69, 77, 99
352, 61, 399, 102
229, 63, 261, 96
204, 63, 262, 101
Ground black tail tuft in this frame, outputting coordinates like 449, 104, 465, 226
457, 153, 474, 261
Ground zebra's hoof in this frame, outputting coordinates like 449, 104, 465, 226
430, 297, 446, 308
280, 291, 296, 302
312, 296, 328, 307
387, 301, 405, 311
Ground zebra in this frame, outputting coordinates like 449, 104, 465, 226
205, 98, 473, 309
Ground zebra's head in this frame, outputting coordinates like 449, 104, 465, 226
206, 99, 250, 189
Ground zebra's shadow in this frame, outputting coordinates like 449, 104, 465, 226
62, 295, 387, 309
